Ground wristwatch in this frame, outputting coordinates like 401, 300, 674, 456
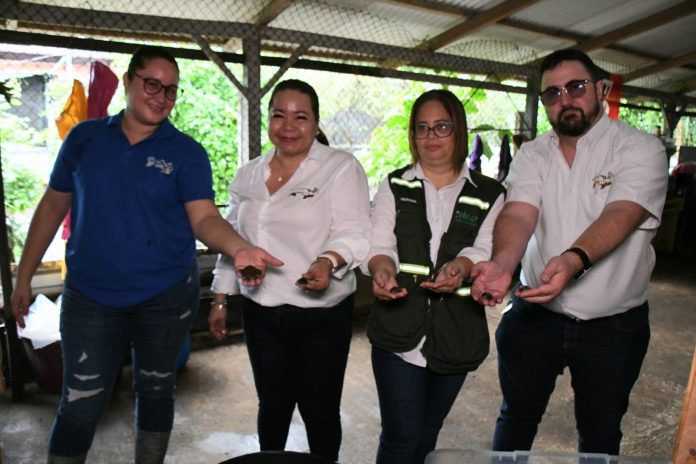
562, 247, 592, 280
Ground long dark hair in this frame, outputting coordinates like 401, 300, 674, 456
269, 79, 329, 145
127, 45, 179, 79
408, 89, 468, 172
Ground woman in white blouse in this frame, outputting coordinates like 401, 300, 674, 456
209, 79, 371, 462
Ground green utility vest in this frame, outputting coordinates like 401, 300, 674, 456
367, 166, 506, 374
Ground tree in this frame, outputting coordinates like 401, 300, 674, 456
169, 60, 241, 204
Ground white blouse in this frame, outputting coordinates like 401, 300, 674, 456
211, 140, 372, 309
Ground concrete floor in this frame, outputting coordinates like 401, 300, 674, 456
1, 252, 694, 464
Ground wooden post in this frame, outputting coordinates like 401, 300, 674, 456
673, 345, 696, 463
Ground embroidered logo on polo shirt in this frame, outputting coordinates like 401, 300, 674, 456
289, 187, 318, 199
146, 156, 173, 175
592, 171, 614, 189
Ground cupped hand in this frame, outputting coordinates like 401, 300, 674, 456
372, 269, 407, 300
234, 246, 284, 287
470, 261, 512, 306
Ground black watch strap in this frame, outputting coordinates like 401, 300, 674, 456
562, 247, 592, 279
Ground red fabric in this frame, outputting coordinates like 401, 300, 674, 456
606, 74, 623, 120
60, 211, 72, 241
60, 62, 118, 241
87, 61, 119, 119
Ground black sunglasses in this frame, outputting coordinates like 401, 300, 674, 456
539, 79, 592, 106
133, 72, 181, 102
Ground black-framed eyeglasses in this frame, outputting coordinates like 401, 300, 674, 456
413, 122, 454, 139
539, 79, 592, 106
133, 72, 181, 102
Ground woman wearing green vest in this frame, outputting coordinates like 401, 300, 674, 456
362, 89, 506, 464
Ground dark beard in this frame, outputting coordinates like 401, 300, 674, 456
551, 101, 601, 136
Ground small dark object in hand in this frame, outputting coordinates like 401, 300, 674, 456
518, 285, 529, 292
296, 276, 308, 285
389, 287, 403, 294
482, 292, 493, 300
241, 266, 262, 280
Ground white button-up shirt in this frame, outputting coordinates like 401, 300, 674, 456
211, 140, 371, 308
362, 163, 504, 366
507, 114, 668, 319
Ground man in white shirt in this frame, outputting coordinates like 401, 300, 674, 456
471, 49, 668, 454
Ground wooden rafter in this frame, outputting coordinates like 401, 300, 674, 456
256, 0, 294, 25
388, 0, 696, 71
574, 0, 696, 52
417, 0, 542, 52
624, 50, 696, 82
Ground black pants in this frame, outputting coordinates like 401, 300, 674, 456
242, 296, 353, 462
493, 293, 650, 454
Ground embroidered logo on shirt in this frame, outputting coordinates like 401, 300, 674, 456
146, 156, 173, 175
289, 187, 318, 199
592, 171, 614, 189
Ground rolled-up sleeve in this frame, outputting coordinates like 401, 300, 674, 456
360, 177, 400, 276
457, 193, 504, 264
326, 157, 372, 278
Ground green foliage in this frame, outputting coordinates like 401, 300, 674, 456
619, 104, 663, 134
1, 80, 49, 262
536, 110, 552, 135
361, 110, 413, 191
169, 60, 241, 204
4, 164, 46, 262
0, 80, 44, 145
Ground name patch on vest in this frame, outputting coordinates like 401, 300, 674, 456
454, 210, 478, 226
400, 197, 417, 204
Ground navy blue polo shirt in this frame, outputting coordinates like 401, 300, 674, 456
49, 111, 214, 307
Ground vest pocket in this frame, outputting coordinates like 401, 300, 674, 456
425, 301, 489, 374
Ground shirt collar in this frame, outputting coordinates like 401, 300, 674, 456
264, 139, 326, 166
405, 161, 478, 188
108, 110, 177, 142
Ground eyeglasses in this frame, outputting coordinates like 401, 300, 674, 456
413, 122, 454, 139
539, 79, 592, 106
133, 72, 181, 102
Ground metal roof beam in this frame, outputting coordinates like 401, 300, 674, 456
417, 0, 542, 51
388, 0, 696, 71
624, 49, 696, 82
256, 0, 295, 25
1, 2, 532, 77
574, 0, 696, 52
0, 30, 528, 95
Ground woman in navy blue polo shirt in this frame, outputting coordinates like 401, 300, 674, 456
10, 45, 280, 464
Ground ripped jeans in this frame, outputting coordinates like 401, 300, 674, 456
49, 265, 199, 457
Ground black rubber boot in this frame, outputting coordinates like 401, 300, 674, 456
135, 429, 171, 464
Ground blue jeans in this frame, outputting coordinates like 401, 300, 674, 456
49, 265, 199, 457
492, 293, 650, 454
371, 346, 467, 464
242, 296, 353, 463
